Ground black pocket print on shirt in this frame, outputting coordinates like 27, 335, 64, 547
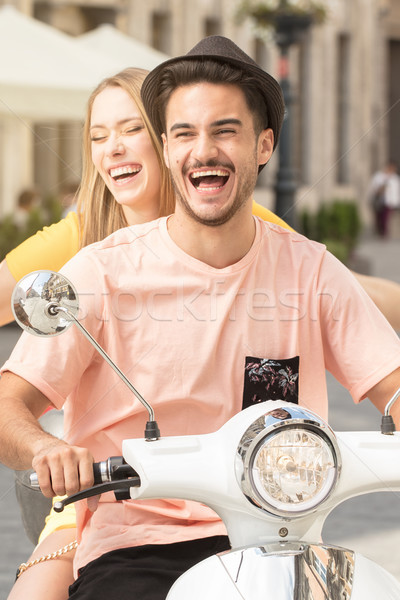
242, 356, 299, 410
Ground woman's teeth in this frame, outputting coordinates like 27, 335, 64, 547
110, 165, 141, 180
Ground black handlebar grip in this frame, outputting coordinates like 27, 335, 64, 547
30, 460, 108, 489
30, 457, 126, 489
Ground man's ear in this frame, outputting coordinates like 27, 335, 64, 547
162, 133, 170, 169
258, 128, 274, 168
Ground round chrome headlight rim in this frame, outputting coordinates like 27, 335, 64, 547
236, 407, 341, 518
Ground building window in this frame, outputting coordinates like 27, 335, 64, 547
336, 33, 351, 184
34, 2, 118, 34
204, 17, 220, 37
152, 11, 172, 54
389, 40, 400, 169
80, 6, 119, 31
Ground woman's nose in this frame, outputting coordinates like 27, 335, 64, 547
107, 134, 125, 156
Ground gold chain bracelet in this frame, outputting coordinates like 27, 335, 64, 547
16, 540, 78, 579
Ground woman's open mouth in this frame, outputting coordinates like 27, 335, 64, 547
189, 169, 230, 192
110, 165, 142, 183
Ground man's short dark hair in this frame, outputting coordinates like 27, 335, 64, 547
155, 58, 268, 137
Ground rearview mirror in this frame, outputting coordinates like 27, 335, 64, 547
12, 270, 78, 336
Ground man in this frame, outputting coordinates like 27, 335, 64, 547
1, 36, 400, 599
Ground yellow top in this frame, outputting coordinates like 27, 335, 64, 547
6, 202, 292, 281
252, 201, 294, 231
6, 211, 80, 281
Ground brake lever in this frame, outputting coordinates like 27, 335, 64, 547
53, 476, 141, 513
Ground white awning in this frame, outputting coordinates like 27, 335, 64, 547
0, 6, 122, 120
76, 24, 170, 72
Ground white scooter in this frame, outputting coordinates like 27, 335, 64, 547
12, 270, 400, 599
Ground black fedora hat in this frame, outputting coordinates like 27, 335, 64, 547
141, 35, 285, 154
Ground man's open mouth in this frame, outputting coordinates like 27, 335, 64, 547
189, 169, 230, 191
110, 165, 141, 181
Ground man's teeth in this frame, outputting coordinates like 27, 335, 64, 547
110, 166, 141, 178
191, 169, 228, 178
190, 169, 229, 191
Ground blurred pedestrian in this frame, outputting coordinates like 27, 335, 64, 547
14, 189, 40, 229
369, 160, 400, 237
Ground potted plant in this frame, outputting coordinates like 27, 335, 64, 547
300, 200, 362, 265
236, 0, 327, 31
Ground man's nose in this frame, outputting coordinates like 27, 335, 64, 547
191, 133, 218, 162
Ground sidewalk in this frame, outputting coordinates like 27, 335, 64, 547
355, 227, 400, 283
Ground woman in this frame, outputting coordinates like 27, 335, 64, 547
1, 68, 172, 328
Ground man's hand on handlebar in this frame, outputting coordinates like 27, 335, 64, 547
31, 438, 95, 498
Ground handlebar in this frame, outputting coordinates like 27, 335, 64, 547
29, 455, 140, 512
29, 456, 136, 490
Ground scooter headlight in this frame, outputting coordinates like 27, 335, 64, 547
236, 405, 340, 517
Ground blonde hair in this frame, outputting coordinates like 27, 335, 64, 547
77, 67, 175, 248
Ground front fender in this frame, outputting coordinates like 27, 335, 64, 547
167, 543, 400, 599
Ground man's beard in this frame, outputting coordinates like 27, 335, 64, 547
171, 157, 259, 227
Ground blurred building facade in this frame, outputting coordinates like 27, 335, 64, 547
1, 0, 400, 223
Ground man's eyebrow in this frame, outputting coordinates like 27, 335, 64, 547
169, 118, 243, 133
170, 122, 192, 132
212, 118, 243, 127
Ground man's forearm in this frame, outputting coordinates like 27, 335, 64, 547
0, 372, 95, 497
0, 371, 55, 470
0, 393, 59, 470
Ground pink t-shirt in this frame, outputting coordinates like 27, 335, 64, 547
3, 216, 400, 573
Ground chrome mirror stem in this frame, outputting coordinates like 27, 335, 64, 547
54, 305, 159, 439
